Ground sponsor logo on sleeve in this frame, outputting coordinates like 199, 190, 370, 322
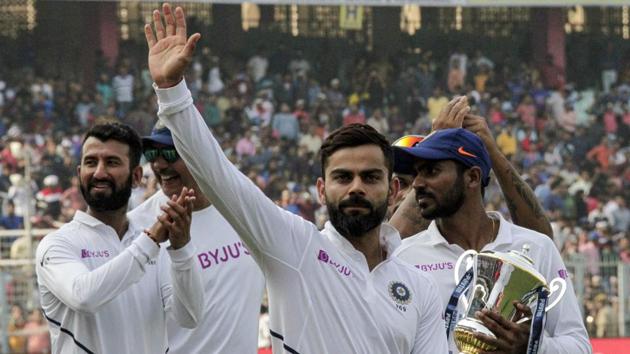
81, 249, 111, 259
558, 269, 569, 279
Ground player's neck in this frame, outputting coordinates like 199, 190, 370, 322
347, 227, 385, 271
87, 207, 129, 240
437, 206, 496, 251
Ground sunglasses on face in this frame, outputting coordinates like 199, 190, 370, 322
392, 135, 425, 148
143, 147, 180, 163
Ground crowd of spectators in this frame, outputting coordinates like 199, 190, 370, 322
0, 41, 629, 350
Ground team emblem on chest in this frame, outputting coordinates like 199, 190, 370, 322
388, 281, 412, 305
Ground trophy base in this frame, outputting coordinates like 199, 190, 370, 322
454, 318, 497, 354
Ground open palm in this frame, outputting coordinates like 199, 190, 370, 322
145, 3, 200, 88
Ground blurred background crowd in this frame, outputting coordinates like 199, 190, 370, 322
0, 2, 629, 353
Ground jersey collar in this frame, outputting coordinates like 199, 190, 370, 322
74, 210, 142, 242
323, 221, 402, 261
74, 210, 105, 227
423, 211, 514, 249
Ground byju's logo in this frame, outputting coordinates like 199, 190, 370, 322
197, 241, 252, 269
415, 261, 454, 272
558, 269, 569, 279
81, 249, 110, 259
317, 250, 330, 262
317, 249, 351, 277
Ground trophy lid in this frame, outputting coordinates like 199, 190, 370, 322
509, 244, 534, 264
480, 244, 547, 285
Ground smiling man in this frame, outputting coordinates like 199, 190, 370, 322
35, 122, 202, 354
128, 123, 264, 353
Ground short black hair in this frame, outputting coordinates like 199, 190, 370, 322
319, 124, 394, 180
82, 122, 142, 169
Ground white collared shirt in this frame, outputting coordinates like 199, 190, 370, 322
129, 191, 265, 354
35, 210, 203, 354
395, 212, 592, 354
155, 79, 448, 354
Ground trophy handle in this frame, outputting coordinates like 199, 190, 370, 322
515, 277, 567, 324
544, 277, 567, 312
454, 250, 478, 285
454, 250, 477, 311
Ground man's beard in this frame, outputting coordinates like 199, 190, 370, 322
80, 175, 132, 212
416, 173, 465, 220
327, 194, 388, 238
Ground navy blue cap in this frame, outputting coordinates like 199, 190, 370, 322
393, 128, 492, 186
142, 126, 173, 147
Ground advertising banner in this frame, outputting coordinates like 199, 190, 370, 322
591, 338, 630, 354
467, 0, 629, 6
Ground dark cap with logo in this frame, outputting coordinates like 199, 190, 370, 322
393, 128, 492, 186
142, 123, 174, 148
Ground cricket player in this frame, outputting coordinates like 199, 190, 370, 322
143, 4, 448, 353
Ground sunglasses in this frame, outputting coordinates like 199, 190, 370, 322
392, 135, 425, 148
143, 147, 180, 163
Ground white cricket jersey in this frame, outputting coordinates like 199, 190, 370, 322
129, 191, 265, 354
35, 210, 203, 354
155, 80, 449, 354
395, 212, 592, 354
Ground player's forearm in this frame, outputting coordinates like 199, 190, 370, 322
167, 241, 204, 328
389, 190, 431, 239
38, 235, 158, 313
490, 149, 553, 238
155, 81, 260, 247
156, 80, 309, 267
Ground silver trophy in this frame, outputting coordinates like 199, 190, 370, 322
451, 245, 567, 354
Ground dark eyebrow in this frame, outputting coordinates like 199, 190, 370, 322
82, 153, 124, 162
106, 156, 124, 163
360, 169, 385, 176
329, 168, 352, 176
330, 168, 384, 176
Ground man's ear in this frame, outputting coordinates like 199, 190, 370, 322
388, 176, 400, 207
466, 166, 482, 189
131, 166, 143, 188
316, 177, 326, 205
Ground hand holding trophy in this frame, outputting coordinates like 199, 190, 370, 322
447, 244, 567, 354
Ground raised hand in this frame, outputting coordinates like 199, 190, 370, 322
462, 114, 496, 150
145, 190, 192, 244
158, 187, 196, 249
432, 95, 470, 131
144, 3, 201, 88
